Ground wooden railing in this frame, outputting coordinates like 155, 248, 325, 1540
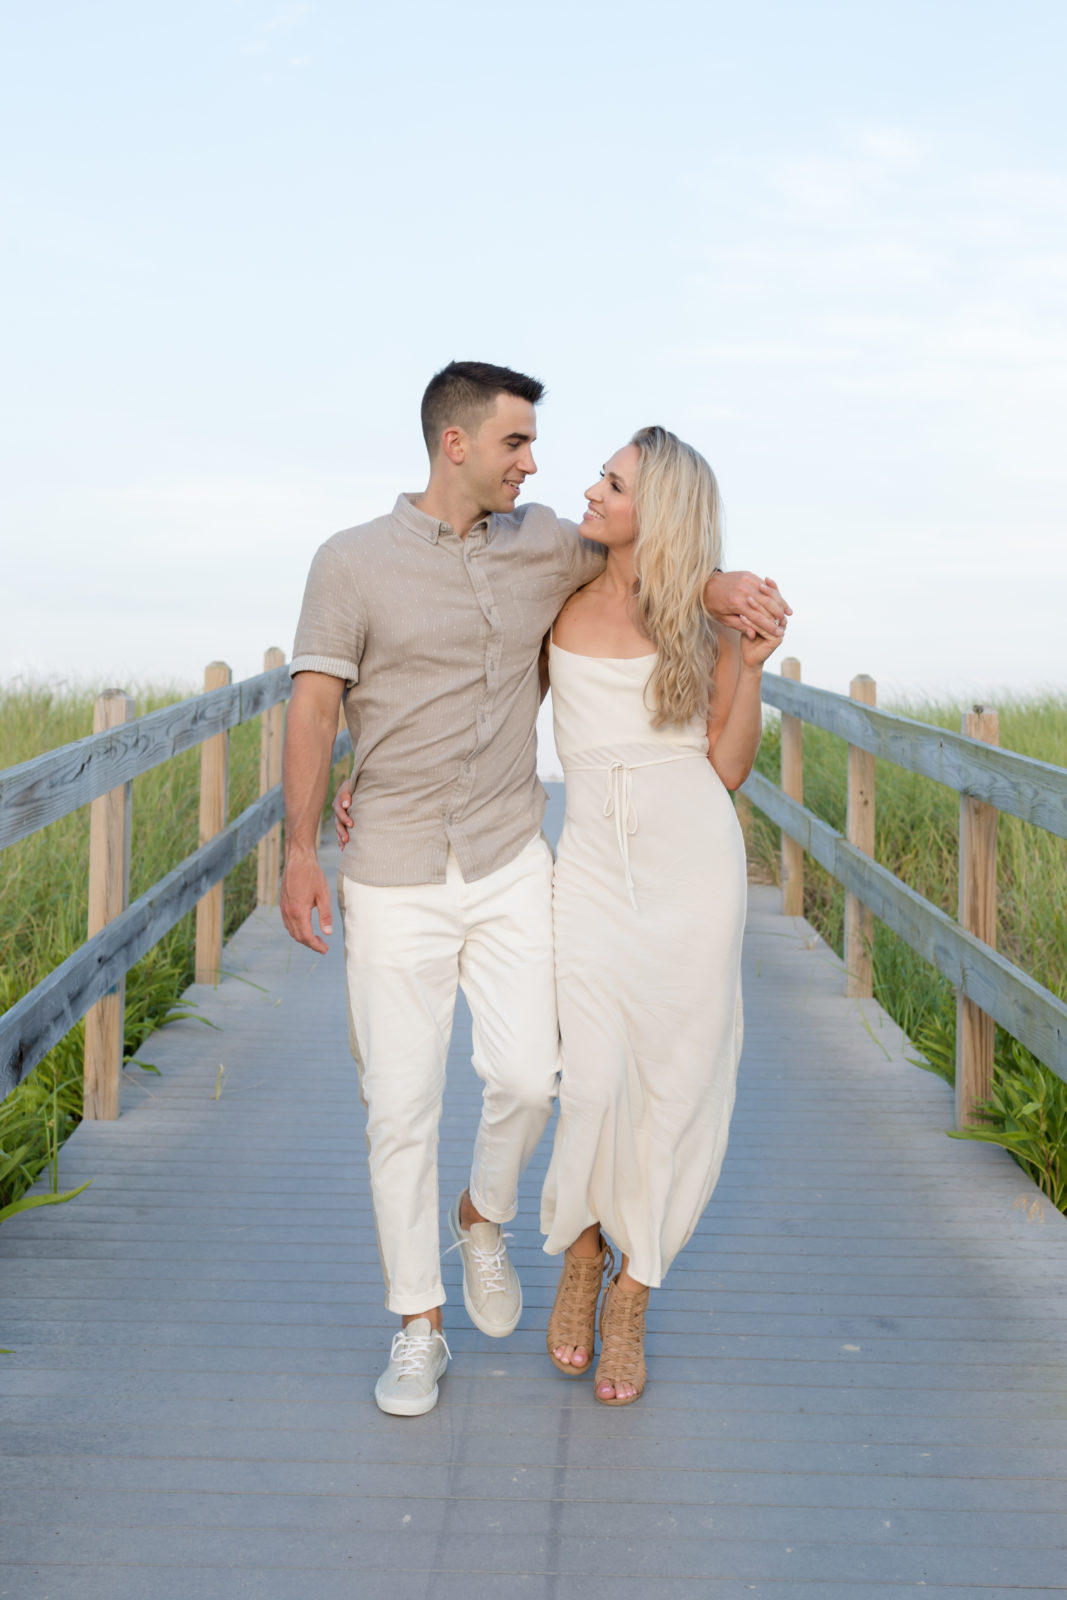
5, 651, 1063, 1136
740, 659, 1067, 1126
0, 653, 352, 1116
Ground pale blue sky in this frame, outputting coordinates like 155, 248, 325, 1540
3, 0, 1065, 754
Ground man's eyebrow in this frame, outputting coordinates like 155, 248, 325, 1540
503, 431, 534, 443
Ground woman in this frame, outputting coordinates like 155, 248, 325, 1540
541, 425, 784, 1405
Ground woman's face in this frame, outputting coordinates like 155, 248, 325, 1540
581, 444, 639, 547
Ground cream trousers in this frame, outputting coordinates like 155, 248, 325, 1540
338, 834, 559, 1315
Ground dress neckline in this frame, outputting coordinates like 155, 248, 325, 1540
549, 640, 656, 664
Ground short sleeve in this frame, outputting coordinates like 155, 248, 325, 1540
290, 539, 365, 686
558, 517, 607, 587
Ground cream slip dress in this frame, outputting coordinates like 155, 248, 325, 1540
540, 640, 746, 1288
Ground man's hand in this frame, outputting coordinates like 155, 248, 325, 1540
704, 571, 792, 641
280, 847, 334, 954
333, 777, 353, 849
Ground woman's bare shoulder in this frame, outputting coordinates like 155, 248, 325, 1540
551, 583, 599, 641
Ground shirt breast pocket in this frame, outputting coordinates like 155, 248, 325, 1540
501, 577, 567, 648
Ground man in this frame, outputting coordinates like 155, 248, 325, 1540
280, 360, 788, 1415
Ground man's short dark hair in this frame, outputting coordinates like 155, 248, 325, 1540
421, 360, 545, 456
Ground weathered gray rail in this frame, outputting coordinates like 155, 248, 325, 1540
740, 664, 1067, 1113
0, 662, 351, 1102
742, 770, 1067, 1079
0, 668, 293, 851
759, 673, 1067, 838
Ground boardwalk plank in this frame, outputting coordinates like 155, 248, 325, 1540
4, 1486, 1067, 1552
4, 1453, 1067, 1512
1, 820, 1065, 1597
1, 1522, 1065, 1586
0, 1576, 1060, 1600
2, 1417, 1063, 1480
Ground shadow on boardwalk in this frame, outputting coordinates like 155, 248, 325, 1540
2, 793, 1066, 1599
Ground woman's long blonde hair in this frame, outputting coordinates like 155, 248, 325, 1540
631, 425, 723, 726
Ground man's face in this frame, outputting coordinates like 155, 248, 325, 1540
463, 393, 538, 515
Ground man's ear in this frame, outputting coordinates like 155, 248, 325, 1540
441, 425, 466, 466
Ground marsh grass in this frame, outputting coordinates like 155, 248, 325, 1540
0, 678, 346, 1213
4, 679, 1064, 1216
745, 691, 1067, 1210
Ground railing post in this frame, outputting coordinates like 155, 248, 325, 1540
845, 674, 877, 997
195, 662, 231, 984
780, 657, 803, 916
956, 706, 999, 1127
83, 690, 134, 1120
256, 647, 285, 907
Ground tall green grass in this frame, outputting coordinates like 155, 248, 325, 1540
744, 692, 1067, 1210
4, 681, 1064, 1216
0, 678, 343, 1213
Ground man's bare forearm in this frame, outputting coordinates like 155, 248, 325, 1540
279, 672, 345, 953
283, 673, 345, 859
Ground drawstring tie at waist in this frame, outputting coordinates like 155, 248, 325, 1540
604, 761, 638, 908
565, 749, 704, 911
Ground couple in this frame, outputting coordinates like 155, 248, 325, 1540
280, 360, 788, 1414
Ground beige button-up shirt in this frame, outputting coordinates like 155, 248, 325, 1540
291, 493, 605, 886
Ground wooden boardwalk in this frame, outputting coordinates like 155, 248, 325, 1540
2, 790, 1066, 1599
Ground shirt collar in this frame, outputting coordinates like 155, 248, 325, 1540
393, 493, 496, 545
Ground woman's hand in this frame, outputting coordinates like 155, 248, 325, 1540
333, 777, 354, 849
740, 615, 787, 671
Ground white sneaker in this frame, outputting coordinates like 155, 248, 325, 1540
374, 1318, 450, 1416
447, 1192, 522, 1337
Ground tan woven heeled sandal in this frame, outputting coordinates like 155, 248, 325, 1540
546, 1235, 614, 1376
594, 1272, 649, 1406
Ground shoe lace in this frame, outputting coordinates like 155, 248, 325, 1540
389, 1326, 451, 1377
444, 1230, 514, 1294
